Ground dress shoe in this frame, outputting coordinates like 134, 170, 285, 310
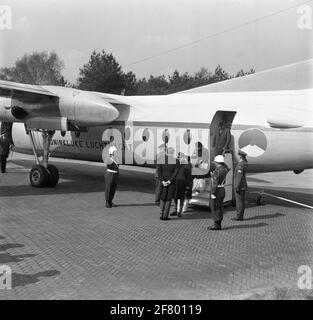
231, 217, 243, 221
109, 201, 118, 207
162, 217, 171, 221
105, 202, 112, 208
160, 217, 164, 220
170, 212, 177, 216
208, 224, 221, 230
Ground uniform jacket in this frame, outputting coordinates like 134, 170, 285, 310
105, 157, 119, 172
234, 160, 248, 191
211, 164, 229, 195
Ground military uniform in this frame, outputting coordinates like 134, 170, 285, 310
233, 151, 248, 220
209, 157, 229, 229
0, 135, 10, 173
104, 146, 119, 208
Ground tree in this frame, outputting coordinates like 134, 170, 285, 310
136, 75, 169, 95
77, 50, 137, 94
235, 68, 255, 77
0, 51, 66, 85
212, 65, 230, 82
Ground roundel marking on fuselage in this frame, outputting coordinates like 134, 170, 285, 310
238, 128, 267, 157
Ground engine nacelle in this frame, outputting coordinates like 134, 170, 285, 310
26, 117, 68, 132
43, 86, 120, 126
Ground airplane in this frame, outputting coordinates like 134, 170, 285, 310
0, 59, 312, 206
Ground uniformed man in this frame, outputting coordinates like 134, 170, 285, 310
104, 146, 119, 208
208, 155, 229, 230
231, 150, 248, 221
212, 122, 231, 157
0, 133, 10, 173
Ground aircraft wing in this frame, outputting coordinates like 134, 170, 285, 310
0, 79, 58, 97
0, 80, 121, 129
178, 59, 313, 93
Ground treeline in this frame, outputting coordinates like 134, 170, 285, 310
0, 50, 255, 95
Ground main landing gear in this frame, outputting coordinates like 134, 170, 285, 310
27, 129, 59, 188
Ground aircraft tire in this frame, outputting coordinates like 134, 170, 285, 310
30, 165, 49, 188
47, 164, 59, 187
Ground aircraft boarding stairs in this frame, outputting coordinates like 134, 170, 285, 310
189, 152, 234, 207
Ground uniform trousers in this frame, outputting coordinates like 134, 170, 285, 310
211, 187, 225, 224
235, 190, 246, 219
0, 155, 8, 173
105, 171, 118, 202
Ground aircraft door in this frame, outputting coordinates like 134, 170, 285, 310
210, 111, 236, 205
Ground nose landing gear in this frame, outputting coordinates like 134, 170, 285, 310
27, 128, 59, 188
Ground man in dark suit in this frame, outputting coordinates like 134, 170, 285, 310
231, 150, 248, 221
157, 147, 178, 220
212, 122, 231, 157
155, 144, 166, 206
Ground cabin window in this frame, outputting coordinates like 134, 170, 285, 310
183, 129, 192, 145
195, 141, 203, 157
162, 129, 170, 144
142, 128, 150, 142
61, 131, 66, 137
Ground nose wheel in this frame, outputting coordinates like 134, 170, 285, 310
27, 128, 59, 188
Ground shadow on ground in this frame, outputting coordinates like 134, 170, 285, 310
0, 243, 24, 251
12, 270, 61, 288
0, 253, 36, 264
244, 212, 285, 221
223, 222, 268, 230
0, 239, 61, 289
1, 159, 154, 197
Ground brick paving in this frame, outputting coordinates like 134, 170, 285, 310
0, 154, 313, 299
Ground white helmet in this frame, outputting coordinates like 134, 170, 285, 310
214, 155, 225, 163
109, 145, 118, 155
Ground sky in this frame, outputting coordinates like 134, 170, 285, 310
0, 0, 312, 83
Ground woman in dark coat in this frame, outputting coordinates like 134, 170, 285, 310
157, 147, 178, 220
174, 156, 192, 217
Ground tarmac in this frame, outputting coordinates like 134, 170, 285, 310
0, 153, 313, 300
